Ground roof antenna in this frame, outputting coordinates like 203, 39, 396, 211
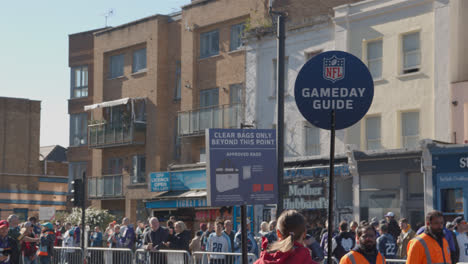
101, 9, 115, 27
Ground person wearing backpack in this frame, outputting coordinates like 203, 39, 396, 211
37, 223, 55, 264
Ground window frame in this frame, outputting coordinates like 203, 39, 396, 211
70, 65, 88, 99
401, 31, 421, 74
69, 113, 88, 147
366, 39, 383, 80
365, 115, 382, 150
200, 29, 220, 58
272, 57, 289, 97
230, 23, 245, 51
401, 111, 420, 148
174, 61, 181, 100
304, 122, 320, 156
132, 48, 147, 73
109, 54, 124, 79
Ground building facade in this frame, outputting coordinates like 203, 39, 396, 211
0, 97, 68, 220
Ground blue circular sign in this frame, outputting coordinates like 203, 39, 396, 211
294, 50, 374, 130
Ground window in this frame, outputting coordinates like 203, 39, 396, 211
408, 173, 423, 199
70, 66, 88, 98
402, 111, 419, 148
13, 209, 28, 221
132, 48, 146, 73
131, 155, 146, 184
175, 61, 181, 100
69, 162, 86, 191
441, 188, 464, 213
109, 54, 124, 78
366, 116, 381, 150
272, 58, 289, 97
174, 118, 181, 160
70, 113, 87, 146
200, 88, 219, 107
402, 32, 421, 74
229, 84, 242, 104
230, 23, 245, 51
367, 40, 383, 79
200, 30, 219, 58
200, 148, 206, 163
108, 158, 123, 174
305, 123, 320, 156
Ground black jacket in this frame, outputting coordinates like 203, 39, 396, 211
143, 227, 169, 250
168, 230, 191, 251
332, 231, 355, 260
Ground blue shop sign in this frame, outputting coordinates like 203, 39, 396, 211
146, 199, 207, 209
150, 172, 170, 192
433, 152, 468, 174
284, 165, 349, 179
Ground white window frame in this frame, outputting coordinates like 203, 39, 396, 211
401, 111, 420, 148
230, 23, 245, 51
365, 115, 381, 150
109, 54, 124, 79
304, 122, 320, 156
200, 30, 219, 58
132, 48, 147, 73
366, 39, 383, 80
401, 31, 421, 74
71, 66, 88, 99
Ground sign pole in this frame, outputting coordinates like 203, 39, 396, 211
276, 11, 286, 216
241, 204, 248, 264
327, 110, 336, 264
81, 171, 86, 251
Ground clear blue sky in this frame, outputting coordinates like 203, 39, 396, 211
0, 0, 191, 147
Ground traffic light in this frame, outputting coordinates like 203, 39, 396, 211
71, 179, 83, 207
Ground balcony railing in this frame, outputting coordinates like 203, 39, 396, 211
88, 174, 123, 199
177, 104, 243, 137
88, 121, 146, 148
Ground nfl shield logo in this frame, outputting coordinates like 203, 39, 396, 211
323, 55, 345, 83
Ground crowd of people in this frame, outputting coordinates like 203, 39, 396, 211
0, 209, 467, 264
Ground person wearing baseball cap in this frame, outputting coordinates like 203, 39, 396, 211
37, 222, 56, 264
384, 212, 401, 241
0, 220, 13, 263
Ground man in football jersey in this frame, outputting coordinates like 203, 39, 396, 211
455, 217, 468, 262
207, 220, 232, 264
376, 223, 397, 259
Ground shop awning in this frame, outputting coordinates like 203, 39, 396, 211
145, 189, 207, 209
84, 98, 130, 111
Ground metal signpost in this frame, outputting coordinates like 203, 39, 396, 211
206, 128, 277, 263
294, 50, 374, 264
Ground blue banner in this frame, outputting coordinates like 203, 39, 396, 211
206, 129, 277, 206
149, 170, 206, 192
171, 170, 206, 191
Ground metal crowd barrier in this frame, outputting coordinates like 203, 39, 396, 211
51, 246, 83, 264
135, 249, 191, 264
86, 247, 134, 264
320, 256, 339, 264
193, 251, 258, 264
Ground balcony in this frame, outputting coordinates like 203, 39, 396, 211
88, 174, 123, 199
88, 121, 146, 148
178, 104, 243, 137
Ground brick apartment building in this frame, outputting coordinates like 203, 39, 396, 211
0, 97, 68, 220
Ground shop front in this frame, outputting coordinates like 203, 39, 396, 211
422, 141, 468, 221
350, 149, 424, 228
146, 169, 233, 233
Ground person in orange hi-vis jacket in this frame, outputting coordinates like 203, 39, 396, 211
407, 210, 452, 264
339, 224, 386, 264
